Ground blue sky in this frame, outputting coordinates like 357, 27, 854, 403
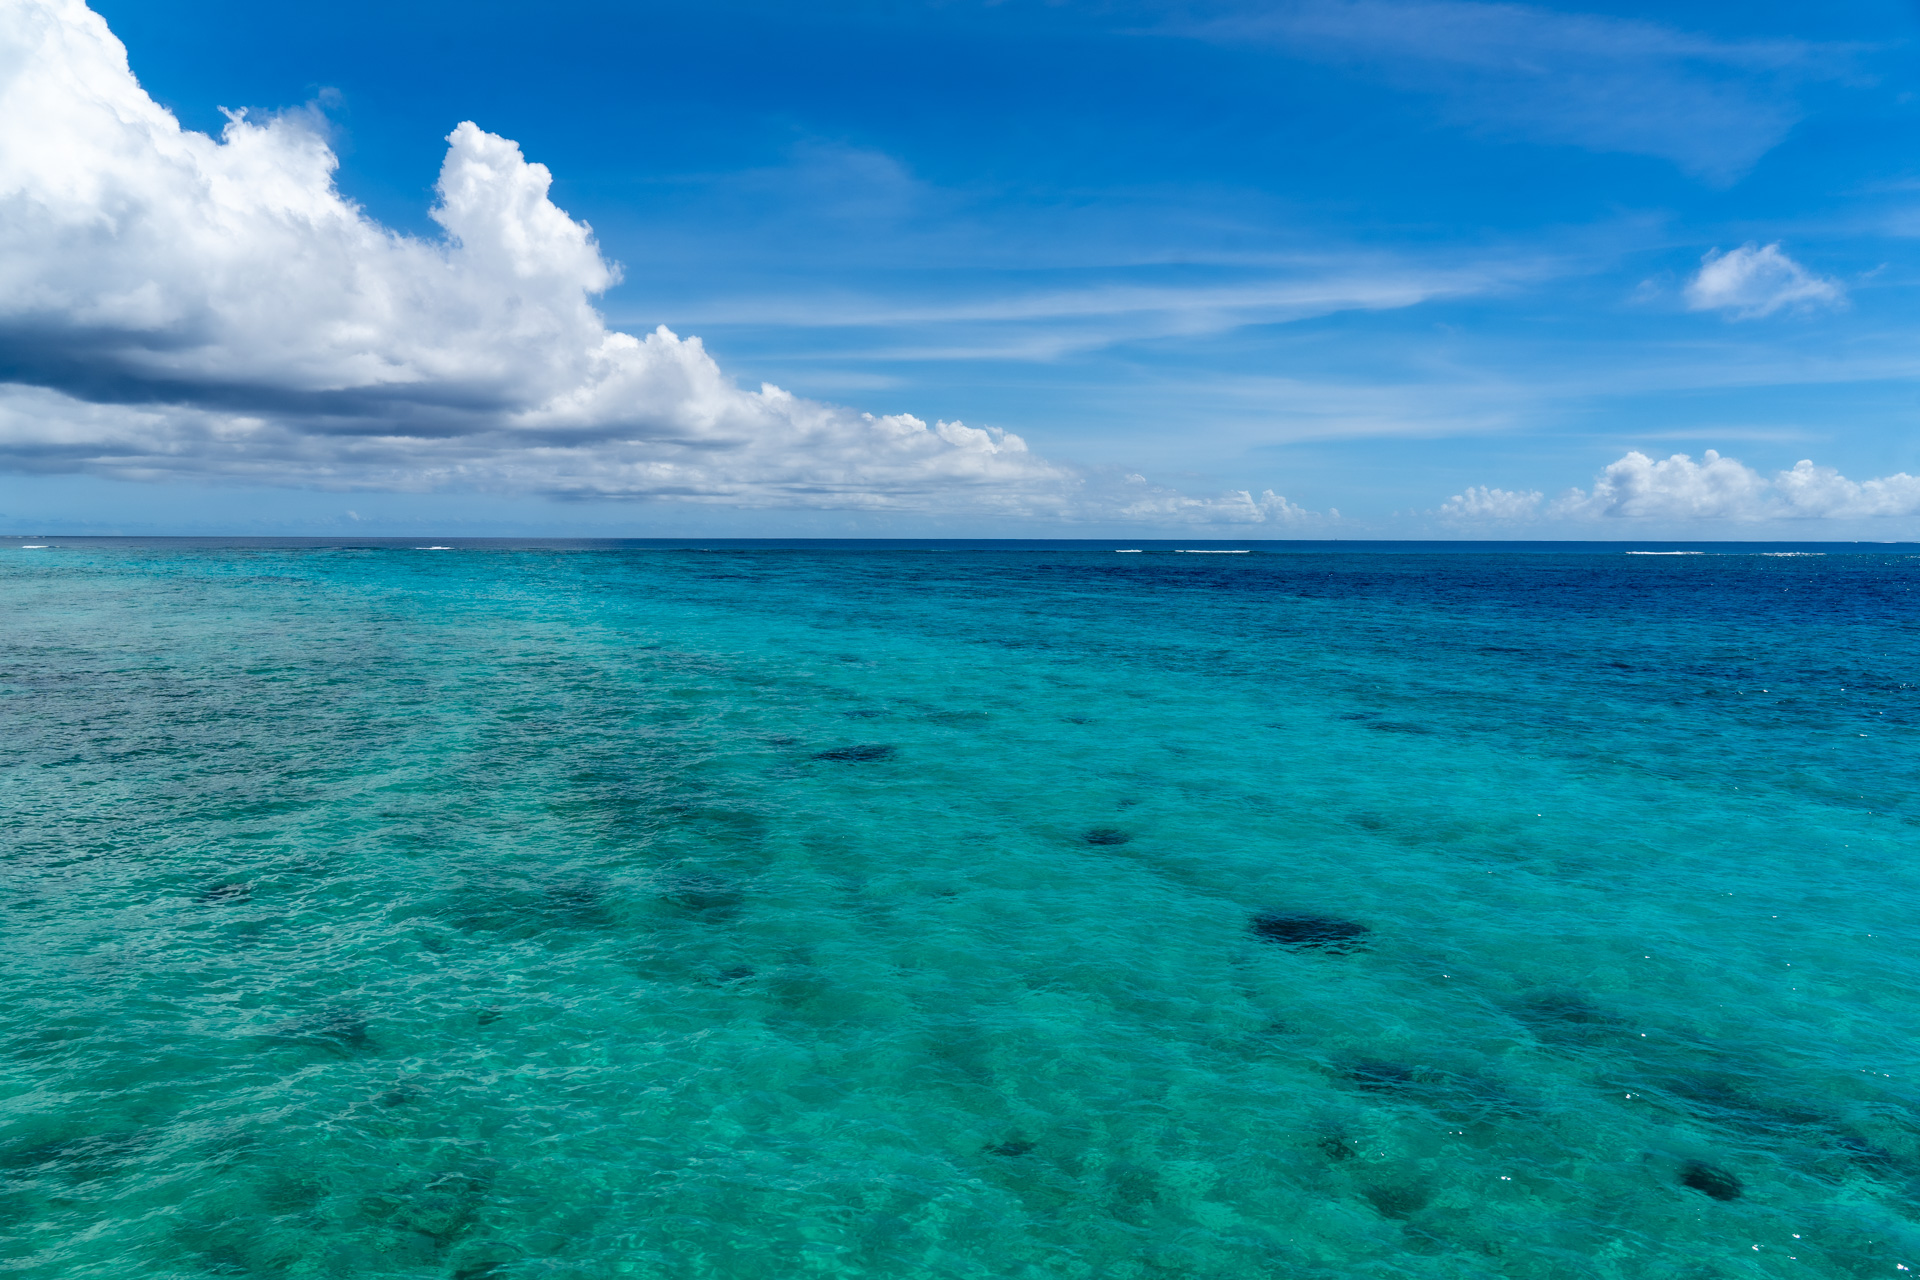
3, 0, 1918, 535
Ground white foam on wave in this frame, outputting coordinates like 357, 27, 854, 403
418, 546, 453, 551
1761, 552, 1824, 557
1114, 549, 1143, 553
1176, 549, 1250, 554
19, 544, 48, 549
1626, 551, 1703, 555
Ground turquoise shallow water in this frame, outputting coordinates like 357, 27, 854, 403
3, 538, 1918, 1279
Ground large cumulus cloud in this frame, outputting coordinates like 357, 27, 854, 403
0, 0, 1327, 525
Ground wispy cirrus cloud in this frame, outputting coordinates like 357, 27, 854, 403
1683, 242, 1845, 318
641, 259, 1539, 364
609, 131, 1564, 368
664, 270, 1510, 331
1168, 0, 1863, 181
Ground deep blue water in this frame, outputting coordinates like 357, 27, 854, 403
2, 538, 1917, 1279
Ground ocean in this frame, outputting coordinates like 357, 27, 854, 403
2, 538, 1916, 1279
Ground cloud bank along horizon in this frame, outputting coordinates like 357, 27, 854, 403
0, 0, 1914, 531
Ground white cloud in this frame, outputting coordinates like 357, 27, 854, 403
1553, 449, 1776, 518
1683, 243, 1845, 319
1769, 458, 1920, 517
0, 0, 1335, 527
1438, 485, 1542, 519
1177, 0, 1854, 181
1444, 450, 1920, 522
653, 264, 1522, 357
1115, 485, 1329, 525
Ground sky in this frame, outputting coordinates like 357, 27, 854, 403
1, 0, 1918, 537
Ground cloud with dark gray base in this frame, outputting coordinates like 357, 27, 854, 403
0, 0, 1331, 526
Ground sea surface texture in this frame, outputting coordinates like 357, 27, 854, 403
2, 539, 1917, 1280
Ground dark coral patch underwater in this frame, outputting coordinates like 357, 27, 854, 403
1250, 912, 1370, 952
814, 743, 896, 762
1680, 1160, 1743, 1201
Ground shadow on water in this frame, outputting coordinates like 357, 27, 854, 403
1360, 1180, 1434, 1219
1250, 912, 1370, 952
442, 871, 617, 938
358, 1167, 493, 1246
0, 1130, 149, 1185
813, 743, 896, 762
1680, 1159, 1744, 1201
658, 871, 746, 922
1317, 1134, 1358, 1162
653, 803, 772, 852
258, 1006, 373, 1056
170, 1146, 503, 1276
1514, 986, 1920, 1188
1511, 988, 1633, 1049
1338, 1058, 1532, 1127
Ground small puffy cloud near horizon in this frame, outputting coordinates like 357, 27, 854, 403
0, 0, 1328, 529
1441, 449, 1920, 525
